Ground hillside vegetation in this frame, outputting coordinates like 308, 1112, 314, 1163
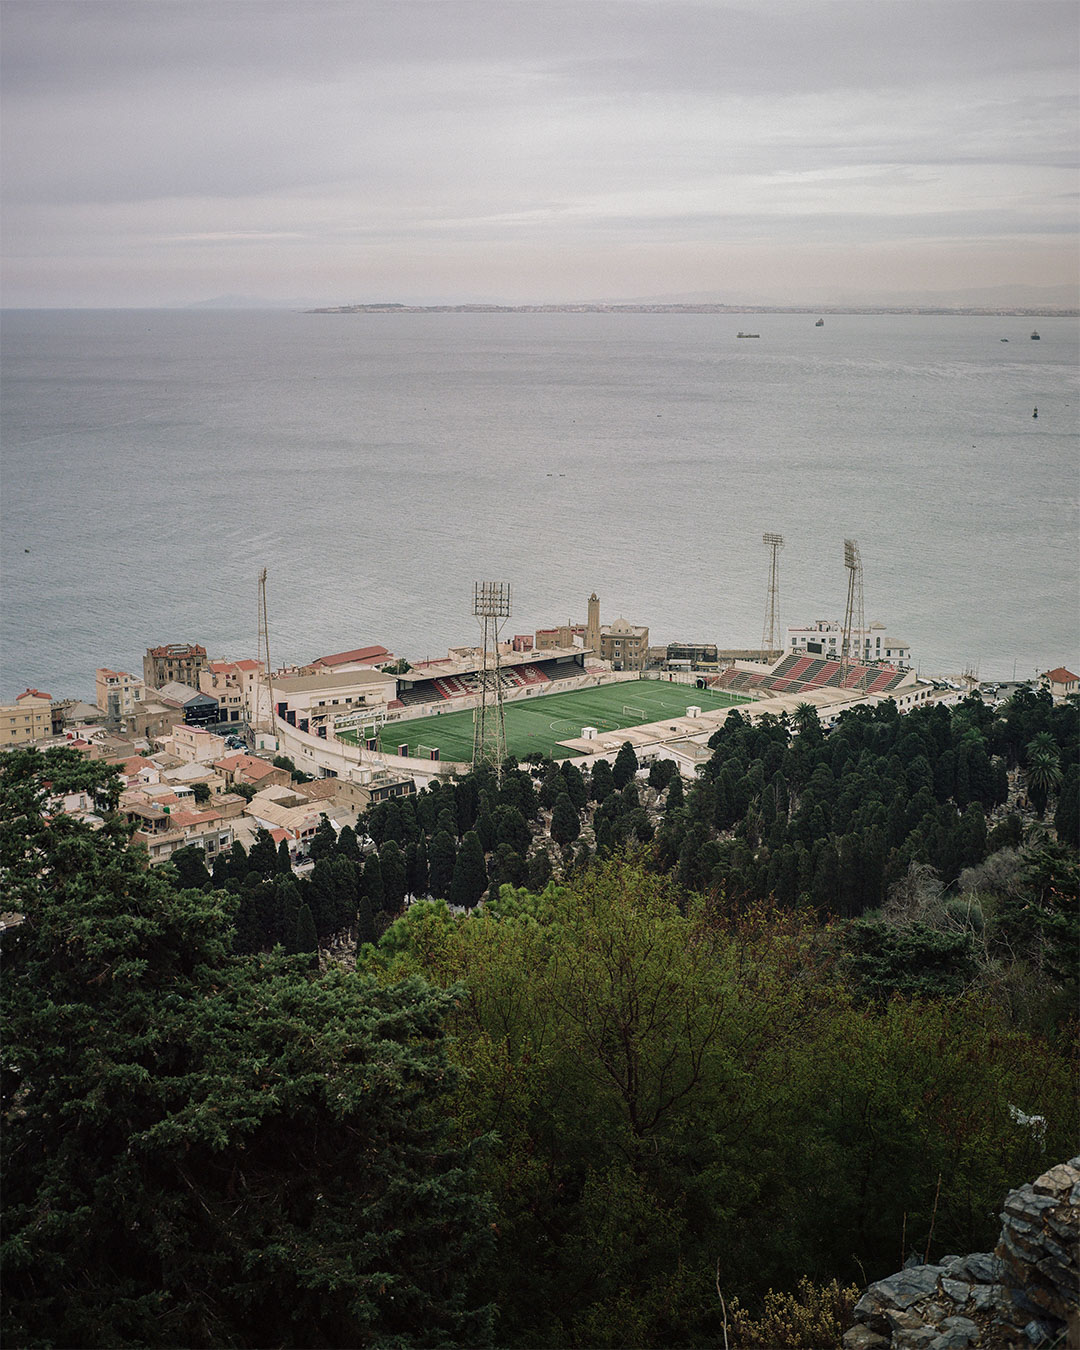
2, 687, 1076, 1347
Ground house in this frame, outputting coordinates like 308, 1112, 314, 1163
95, 668, 145, 721
1, 690, 53, 746
199, 658, 264, 722
1040, 667, 1078, 699
599, 618, 650, 672
304, 645, 393, 674
157, 725, 227, 765
143, 643, 207, 692
213, 753, 290, 792
154, 681, 220, 728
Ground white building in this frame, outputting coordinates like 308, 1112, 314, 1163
785, 620, 911, 666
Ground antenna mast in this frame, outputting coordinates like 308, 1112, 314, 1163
472, 580, 511, 781
257, 568, 276, 745
839, 539, 864, 683
761, 532, 784, 658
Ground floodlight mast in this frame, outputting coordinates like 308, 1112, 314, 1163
839, 539, 865, 684
761, 533, 784, 658
472, 581, 511, 780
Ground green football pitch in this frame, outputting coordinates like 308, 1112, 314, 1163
337, 679, 752, 763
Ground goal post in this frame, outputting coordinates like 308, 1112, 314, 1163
622, 704, 647, 723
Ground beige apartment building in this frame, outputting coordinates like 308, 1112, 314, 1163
599, 618, 650, 672
1, 689, 53, 746
199, 658, 264, 722
95, 668, 145, 721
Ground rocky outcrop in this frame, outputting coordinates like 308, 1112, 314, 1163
844, 1158, 1079, 1350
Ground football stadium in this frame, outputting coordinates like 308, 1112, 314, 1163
336, 679, 752, 762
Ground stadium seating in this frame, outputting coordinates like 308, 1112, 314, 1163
397, 684, 442, 708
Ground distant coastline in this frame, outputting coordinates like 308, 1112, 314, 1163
308, 302, 1079, 317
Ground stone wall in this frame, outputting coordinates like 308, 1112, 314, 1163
844, 1157, 1078, 1350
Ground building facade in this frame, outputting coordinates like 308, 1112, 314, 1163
1, 690, 53, 747
143, 643, 208, 691
786, 620, 911, 666
95, 668, 146, 721
599, 618, 650, 671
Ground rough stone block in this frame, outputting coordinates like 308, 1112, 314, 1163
842, 1325, 890, 1350
893, 1329, 938, 1350
1032, 1163, 1079, 1196
962, 1253, 1002, 1284
941, 1278, 970, 1304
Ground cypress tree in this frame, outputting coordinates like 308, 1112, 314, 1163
450, 830, 487, 909
276, 836, 293, 874
590, 757, 616, 803
362, 853, 385, 913
429, 830, 457, 899
295, 902, 319, 963
561, 761, 588, 811
551, 791, 580, 846
612, 742, 639, 789
380, 840, 407, 911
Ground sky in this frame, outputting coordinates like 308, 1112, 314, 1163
2, 0, 1077, 308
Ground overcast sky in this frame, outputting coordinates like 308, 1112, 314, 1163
2, 0, 1076, 307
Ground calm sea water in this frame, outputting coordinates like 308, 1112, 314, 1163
1, 309, 1077, 701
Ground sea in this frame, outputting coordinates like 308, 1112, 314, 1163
1, 308, 1077, 703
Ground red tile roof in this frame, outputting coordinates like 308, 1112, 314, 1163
232, 659, 261, 671
1043, 667, 1078, 683
311, 645, 390, 668
17, 688, 52, 701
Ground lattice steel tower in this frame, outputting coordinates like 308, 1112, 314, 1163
761, 532, 784, 657
472, 580, 511, 780
839, 539, 865, 683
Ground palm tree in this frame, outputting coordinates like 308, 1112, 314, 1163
1025, 735, 1062, 817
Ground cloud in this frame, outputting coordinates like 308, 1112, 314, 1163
1, 0, 1076, 305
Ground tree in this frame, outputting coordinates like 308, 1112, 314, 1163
450, 829, 488, 909
294, 900, 319, 963
612, 742, 639, 789
591, 757, 616, 803
308, 814, 337, 861
1, 748, 494, 1349
379, 839, 407, 912
551, 791, 581, 847
169, 843, 212, 891
428, 830, 457, 900
190, 781, 211, 804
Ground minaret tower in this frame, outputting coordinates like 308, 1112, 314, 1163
585, 592, 601, 657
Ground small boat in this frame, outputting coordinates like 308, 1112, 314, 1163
1000, 337, 1009, 342
815, 318, 824, 327
1030, 330, 1040, 340
736, 331, 760, 338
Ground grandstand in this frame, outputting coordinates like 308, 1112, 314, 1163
711, 652, 914, 699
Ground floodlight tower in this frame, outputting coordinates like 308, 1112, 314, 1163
761, 532, 784, 658
839, 539, 865, 683
472, 580, 511, 780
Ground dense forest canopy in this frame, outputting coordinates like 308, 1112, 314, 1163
2, 687, 1076, 1348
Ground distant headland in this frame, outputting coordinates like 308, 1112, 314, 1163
308, 301, 1077, 317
